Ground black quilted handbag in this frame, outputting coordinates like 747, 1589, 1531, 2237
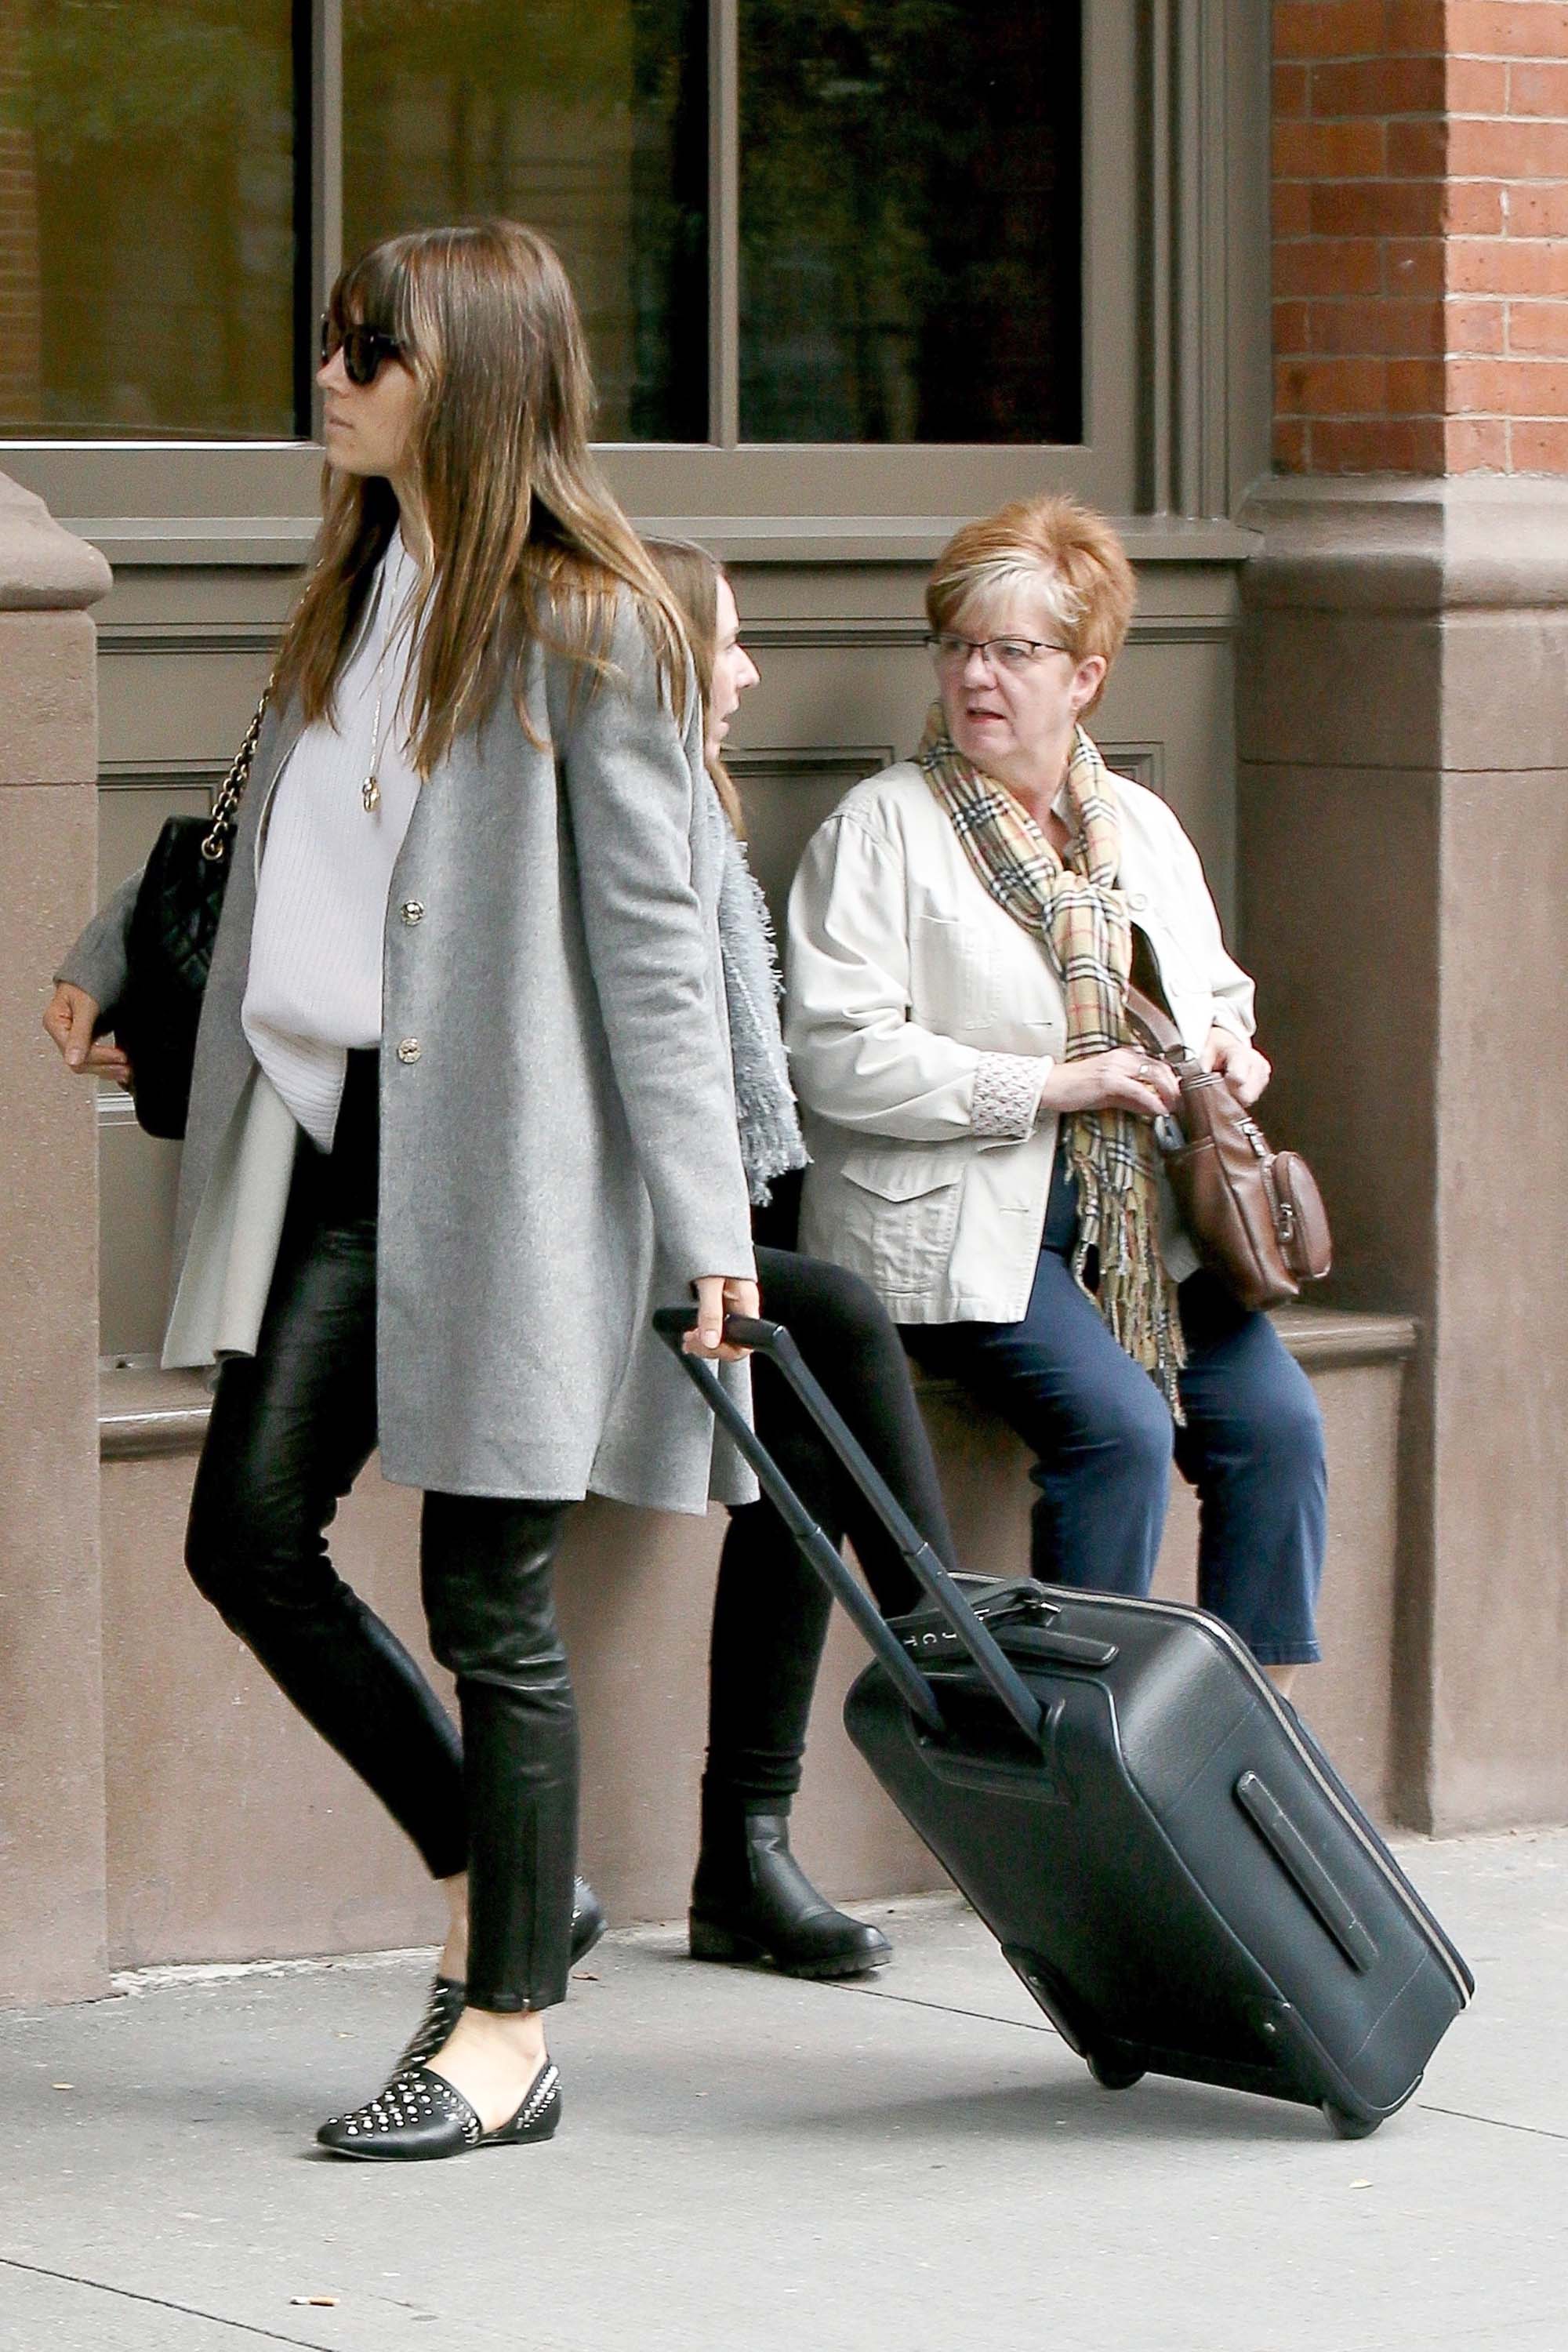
114, 688, 271, 1140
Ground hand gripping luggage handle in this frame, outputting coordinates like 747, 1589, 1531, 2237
652, 1308, 1046, 1748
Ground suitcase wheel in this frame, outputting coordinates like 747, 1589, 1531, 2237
1086, 2053, 1145, 2092
1321, 2101, 1380, 2140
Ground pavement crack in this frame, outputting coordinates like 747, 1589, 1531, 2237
824, 1980, 1058, 2034
1416, 2103, 1568, 2143
0, 2253, 339, 2349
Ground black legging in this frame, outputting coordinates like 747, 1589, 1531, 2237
702, 1217, 959, 1813
183, 1054, 577, 2013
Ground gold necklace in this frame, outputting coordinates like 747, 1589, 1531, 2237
361, 568, 407, 815
361, 653, 389, 815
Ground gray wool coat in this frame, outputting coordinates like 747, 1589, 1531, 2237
63, 598, 758, 1512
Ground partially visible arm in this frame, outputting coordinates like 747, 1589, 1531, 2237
556, 603, 754, 1290
1155, 815, 1269, 1098
54, 865, 143, 1023
1168, 823, 1256, 1041
786, 811, 1049, 1142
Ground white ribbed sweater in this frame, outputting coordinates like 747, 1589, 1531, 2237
242, 533, 423, 1149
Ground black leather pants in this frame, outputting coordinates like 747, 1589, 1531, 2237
184, 1054, 578, 2012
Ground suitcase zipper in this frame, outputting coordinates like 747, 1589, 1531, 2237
1046, 1587, 1472, 2007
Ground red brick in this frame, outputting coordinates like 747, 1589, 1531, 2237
1450, 236, 1568, 292
1445, 297, 1508, 350
1508, 60, 1568, 114
1386, 356, 1449, 408
1387, 118, 1449, 177
1275, 2, 1390, 62
1274, 62, 1311, 118
1449, 3, 1568, 61
1447, 118, 1568, 177
1275, 118, 1387, 176
1449, 355, 1568, 412
1307, 296, 1446, 352
1505, 181, 1568, 234
1386, 0, 1449, 50
1507, 299, 1568, 353
1443, 417, 1511, 469
1386, 236, 1450, 292
1276, 354, 1390, 414
1273, 182, 1314, 237
1275, 299, 1313, 354
1310, 56, 1448, 114
1309, 179, 1445, 236
1311, 416, 1448, 470
1446, 59, 1511, 111
1443, 358, 1508, 412
1509, 419, 1568, 471
1445, 180, 1508, 233
1274, 237, 1385, 296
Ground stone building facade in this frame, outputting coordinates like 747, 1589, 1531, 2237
0, 2, 1563, 2003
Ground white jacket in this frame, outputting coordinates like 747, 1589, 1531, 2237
785, 760, 1256, 1324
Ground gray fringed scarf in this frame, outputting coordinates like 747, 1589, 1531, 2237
703, 781, 808, 1206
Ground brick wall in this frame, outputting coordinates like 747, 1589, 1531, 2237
1274, 0, 1568, 474
0, 0, 42, 427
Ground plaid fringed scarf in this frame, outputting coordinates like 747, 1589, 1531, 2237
917, 706, 1185, 1410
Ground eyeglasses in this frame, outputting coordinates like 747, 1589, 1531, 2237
924, 632, 1073, 673
319, 313, 405, 387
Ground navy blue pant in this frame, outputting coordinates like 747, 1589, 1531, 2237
908, 1162, 1326, 1664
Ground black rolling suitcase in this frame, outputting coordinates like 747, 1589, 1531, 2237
654, 1308, 1472, 2138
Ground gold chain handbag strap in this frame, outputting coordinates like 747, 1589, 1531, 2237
200, 678, 274, 864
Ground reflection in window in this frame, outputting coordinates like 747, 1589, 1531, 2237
0, 0, 296, 438
343, 0, 708, 442
739, 1, 1081, 444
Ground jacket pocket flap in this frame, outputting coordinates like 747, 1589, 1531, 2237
840, 1146, 963, 1203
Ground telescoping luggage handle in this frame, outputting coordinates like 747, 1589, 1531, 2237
652, 1308, 1046, 1748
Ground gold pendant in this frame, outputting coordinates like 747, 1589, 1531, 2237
361, 773, 380, 815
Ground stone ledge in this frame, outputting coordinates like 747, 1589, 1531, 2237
100, 1366, 212, 1461
64, 510, 1263, 572
100, 1303, 1416, 1461
0, 474, 113, 610
913, 1302, 1417, 1404
1239, 473, 1568, 615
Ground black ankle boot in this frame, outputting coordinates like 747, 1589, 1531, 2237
689, 1808, 891, 1980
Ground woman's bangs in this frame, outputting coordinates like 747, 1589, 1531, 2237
328, 247, 405, 343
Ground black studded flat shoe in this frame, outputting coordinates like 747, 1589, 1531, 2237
316, 2057, 561, 2161
394, 1876, 607, 2074
394, 1973, 466, 2074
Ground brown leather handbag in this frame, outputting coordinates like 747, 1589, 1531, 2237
1125, 985, 1332, 1313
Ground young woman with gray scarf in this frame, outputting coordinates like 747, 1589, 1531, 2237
647, 540, 960, 1980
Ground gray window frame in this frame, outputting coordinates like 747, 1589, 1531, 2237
1, 0, 1268, 544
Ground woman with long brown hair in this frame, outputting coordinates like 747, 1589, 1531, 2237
645, 540, 959, 1978
45, 223, 758, 2161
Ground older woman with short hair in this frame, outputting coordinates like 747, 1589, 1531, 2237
785, 492, 1325, 1690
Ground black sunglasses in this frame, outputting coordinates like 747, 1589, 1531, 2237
320, 313, 405, 387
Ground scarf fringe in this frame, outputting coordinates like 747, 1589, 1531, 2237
714, 815, 808, 1207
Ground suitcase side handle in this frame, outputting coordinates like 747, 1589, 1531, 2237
1235, 1770, 1380, 1974
653, 1307, 1046, 1748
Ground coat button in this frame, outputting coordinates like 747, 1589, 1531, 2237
396, 1038, 421, 1064
400, 899, 425, 925
1127, 891, 1149, 912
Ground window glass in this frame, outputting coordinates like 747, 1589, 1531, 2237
738, 0, 1081, 444
0, 0, 296, 438
343, 0, 708, 442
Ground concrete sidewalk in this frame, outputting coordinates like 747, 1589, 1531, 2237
2, 1829, 1563, 2352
